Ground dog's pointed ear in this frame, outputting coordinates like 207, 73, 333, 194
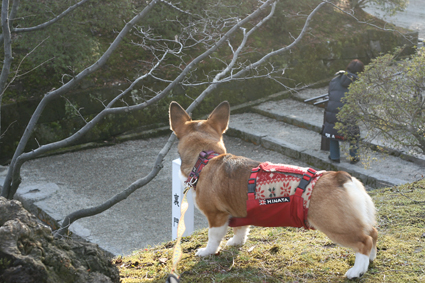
207, 101, 230, 134
169, 101, 191, 137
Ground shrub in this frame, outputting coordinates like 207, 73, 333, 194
337, 47, 425, 155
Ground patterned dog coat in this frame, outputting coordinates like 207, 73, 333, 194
228, 162, 324, 229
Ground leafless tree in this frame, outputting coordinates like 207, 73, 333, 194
0, 0, 413, 236
0, 0, 328, 236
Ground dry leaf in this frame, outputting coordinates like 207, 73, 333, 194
247, 245, 256, 252
158, 258, 168, 264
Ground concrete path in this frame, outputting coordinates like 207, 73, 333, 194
13, 133, 313, 256
9, 86, 424, 257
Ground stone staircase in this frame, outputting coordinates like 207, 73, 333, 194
226, 86, 425, 189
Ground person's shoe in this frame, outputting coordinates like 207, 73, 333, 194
350, 158, 360, 164
328, 155, 340, 163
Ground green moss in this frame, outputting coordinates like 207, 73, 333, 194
0, 257, 12, 271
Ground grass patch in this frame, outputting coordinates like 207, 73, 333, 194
115, 179, 425, 282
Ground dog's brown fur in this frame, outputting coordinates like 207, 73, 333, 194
170, 101, 377, 278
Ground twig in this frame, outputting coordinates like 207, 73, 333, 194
0, 120, 17, 139
398, 192, 425, 204
1, 37, 52, 97
62, 96, 87, 124
227, 258, 235, 271
327, 1, 416, 45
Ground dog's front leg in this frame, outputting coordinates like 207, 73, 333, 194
227, 226, 250, 246
196, 223, 228, 256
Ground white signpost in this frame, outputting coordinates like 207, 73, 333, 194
172, 158, 194, 240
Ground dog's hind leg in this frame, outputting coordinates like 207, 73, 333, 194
344, 233, 374, 279
307, 173, 377, 279
310, 226, 375, 279
227, 226, 250, 246
196, 212, 229, 256
369, 227, 378, 262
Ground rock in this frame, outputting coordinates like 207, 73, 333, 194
0, 197, 119, 283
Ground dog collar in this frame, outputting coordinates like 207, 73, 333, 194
185, 151, 219, 189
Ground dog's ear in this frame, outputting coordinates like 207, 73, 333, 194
207, 101, 230, 134
169, 101, 191, 137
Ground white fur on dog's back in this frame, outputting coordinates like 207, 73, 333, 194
344, 177, 376, 229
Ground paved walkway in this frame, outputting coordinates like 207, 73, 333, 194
14, 132, 315, 256
8, 86, 423, 257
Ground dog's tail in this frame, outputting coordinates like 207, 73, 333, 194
343, 176, 377, 229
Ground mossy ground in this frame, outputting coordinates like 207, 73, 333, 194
115, 179, 425, 282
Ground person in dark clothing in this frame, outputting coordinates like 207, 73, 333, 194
322, 59, 364, 164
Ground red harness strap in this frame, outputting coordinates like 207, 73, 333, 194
229, 166, 318, 229
292, 168, 317, 228
185, 151, 219, 189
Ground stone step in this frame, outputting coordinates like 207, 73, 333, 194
251, 93, 425, 166
227, 111, 424, 188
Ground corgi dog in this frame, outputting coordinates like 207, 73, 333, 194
169, 101, 377, 279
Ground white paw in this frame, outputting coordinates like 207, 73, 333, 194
345, 266, 365, 279
195, 247, 216, 257
345, 253, 369, 279
226, 236, 244, 246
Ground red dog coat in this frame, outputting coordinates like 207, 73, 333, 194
228, 162, 324, 229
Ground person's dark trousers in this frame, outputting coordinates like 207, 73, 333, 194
349, 139, 359, 160
329, 139, 359, 161
329, 139, 340, 161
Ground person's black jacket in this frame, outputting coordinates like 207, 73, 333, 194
322, 70, 360, 141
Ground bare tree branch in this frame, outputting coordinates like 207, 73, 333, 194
0, 0, 13, 96
327, 1, 415, 44
1, 37, 51, 98
62, 97, 87, 124
53, 0, 280, 236
12, 0, 90, 34
231, 0, 328, 79
9, 0, 19, 21
3, 0, 277, 199
0, 0, 13, 138
159, 0, 196, 17
53, 0, 331, 236
0, 120, 17, 139
0, 0, 90, 44
54, 133, 177, 237
1, 0, 162, 199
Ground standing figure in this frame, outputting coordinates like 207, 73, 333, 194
323, 59, 364, 164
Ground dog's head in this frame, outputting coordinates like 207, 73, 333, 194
169, 101, 230, 175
